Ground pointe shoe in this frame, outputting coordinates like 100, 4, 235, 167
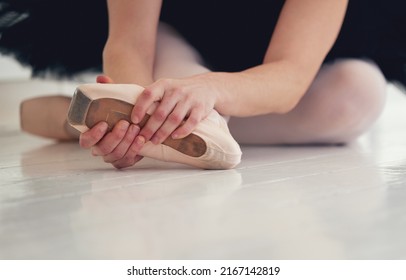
20, 95, 80, 141
67, 83, 242, 169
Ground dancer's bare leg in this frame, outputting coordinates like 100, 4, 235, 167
228, 59, 387, 144
20, 95, 80, 140
153, 24, 210, 80
19, 23, 208, 141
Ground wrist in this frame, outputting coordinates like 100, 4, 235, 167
204, 72, 243, 116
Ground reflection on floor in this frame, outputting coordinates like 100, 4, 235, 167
0, 79, 406, 259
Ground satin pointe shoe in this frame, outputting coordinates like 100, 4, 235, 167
67, 83, 242, 169
20, 95, 80, 141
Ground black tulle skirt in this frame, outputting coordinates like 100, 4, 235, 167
1, 0, 406, 85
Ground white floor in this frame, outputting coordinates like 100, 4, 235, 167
0, 77, 406, 260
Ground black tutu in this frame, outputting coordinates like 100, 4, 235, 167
0, 0, 108, 77
1, 0, 405, 85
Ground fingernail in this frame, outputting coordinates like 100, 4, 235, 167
120, 121, 129, 131
136, 136, 145, 145
132, 116, 139, 124
99, 122, 109, 133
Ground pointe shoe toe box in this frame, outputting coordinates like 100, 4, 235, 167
144, 111, 242, 170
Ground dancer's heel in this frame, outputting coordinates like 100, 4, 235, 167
20, 95, 79, 141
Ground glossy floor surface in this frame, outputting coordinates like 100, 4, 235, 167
0, 79, 406, 260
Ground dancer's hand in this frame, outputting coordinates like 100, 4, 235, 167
80, 120, 145, 169
79, 75, 144, 169
131, 73, 220, 145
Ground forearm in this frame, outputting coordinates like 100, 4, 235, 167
215, 0, 348, 117
213, 61, 310, 117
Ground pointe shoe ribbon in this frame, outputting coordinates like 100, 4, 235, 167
67, 83, 242, 169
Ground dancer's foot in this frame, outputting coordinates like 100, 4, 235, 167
20, 96, 80, 141
68, 83, 242, 169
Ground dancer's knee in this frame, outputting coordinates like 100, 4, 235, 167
318, 59, 387, 143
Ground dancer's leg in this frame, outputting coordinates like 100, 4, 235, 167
153, 23, 210, 79
228, 59, 387, 145
20, 23, 209, 141
20, 95, 80, 140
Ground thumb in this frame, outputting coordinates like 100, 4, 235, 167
96, 75, 114, 84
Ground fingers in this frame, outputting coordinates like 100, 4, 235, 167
96, 75, 114, 84
131, 89, 160, 124
131, 78, 211, 144
148, 103, 189, 144
172, 108, 204, 140
91, 120, 130, 156
82, 120, 145, 169
111, 136, 145, 169
82, 76, 147, 169
131, 79, 176, 124
131, 80, 168, 141
140, 102, 204, 144
101, 123, 140, 162
79, 122, 109, 149
139, 93, 185, 143
112, 155, 144, 169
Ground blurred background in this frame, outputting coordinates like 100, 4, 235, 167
0, 53, 31, 80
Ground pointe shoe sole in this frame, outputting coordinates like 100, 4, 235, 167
67, 83, 242, 169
